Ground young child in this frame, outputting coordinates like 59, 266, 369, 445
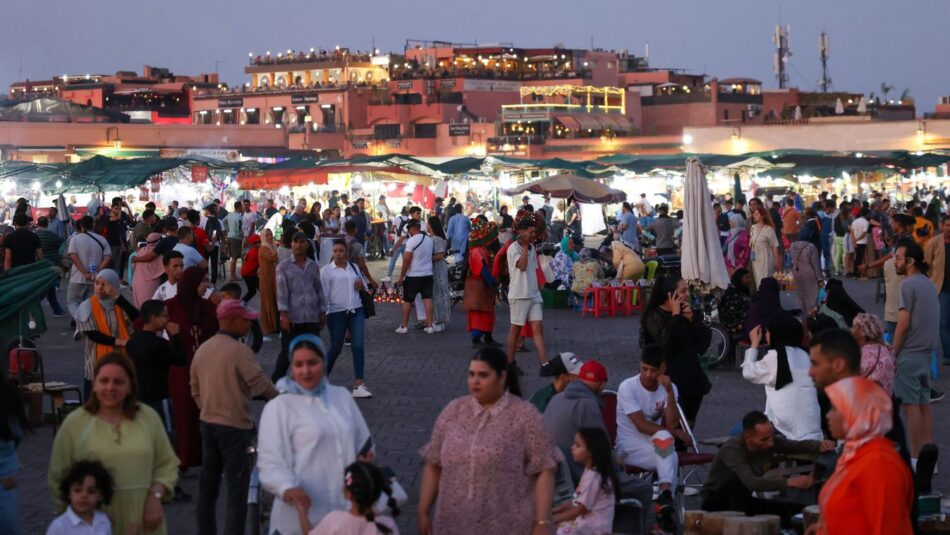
240, 234, 261, 304
295, 461, 400, 535
553, 428, 618, 535
46, 460, 114, 535
220, 282, 263, 353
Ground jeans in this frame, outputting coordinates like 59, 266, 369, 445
325, 310, 366, 380
272, 322, 321, 382
209, 246, 220, 284
832, 236, 846, 274
110, 245, 124, 278
46, 279, 64, 316
386, 245, 405, 278
197, 422, 253, 535
940, 292, 950, 363
820, 236, 832, 272
0, 485, 18, 535
66, 282, 93, 319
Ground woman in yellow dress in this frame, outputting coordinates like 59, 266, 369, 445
48, 352, 179, 535
258, 228, 280, 334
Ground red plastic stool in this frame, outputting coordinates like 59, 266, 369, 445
581, 287, 607, 318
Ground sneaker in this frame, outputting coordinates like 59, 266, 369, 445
352, 384, 373, 398
394, 325, 408, 334
414, 322, 427, 330
931, 389, 944, 402
344, 337, 351, 346
655, 489, 676, 532
72, 328, 82, 341
380, 276, 392, 282
433, 323, 446, 333
424, 326, 435, 334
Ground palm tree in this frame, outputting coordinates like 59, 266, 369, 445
899, 88, 912, 103
880, 82, 894, 103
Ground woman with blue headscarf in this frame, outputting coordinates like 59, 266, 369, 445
257, 334, 374, 535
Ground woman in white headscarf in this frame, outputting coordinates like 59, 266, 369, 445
723, 212, 750, 275
257, 334, 373, 535
76, 269, 139, 397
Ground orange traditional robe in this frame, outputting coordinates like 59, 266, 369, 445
818, 438, 913, 535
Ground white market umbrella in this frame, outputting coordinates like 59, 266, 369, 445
835, 98, 845, 114
794, 105, 802, 120
502, 173, 626, 203
680, 157, 729, 292
857, 96, 868, 114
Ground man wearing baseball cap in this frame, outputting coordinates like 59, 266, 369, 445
542, 359, 609, 481
190, 299, 278, 534
528, 352, 584, 413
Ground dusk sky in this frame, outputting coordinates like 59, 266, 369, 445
2, 0, 948, 112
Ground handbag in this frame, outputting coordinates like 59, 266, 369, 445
349, 262, 376, 318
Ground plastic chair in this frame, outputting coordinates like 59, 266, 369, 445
9, 343, 82, 433
644, 260, 659, 282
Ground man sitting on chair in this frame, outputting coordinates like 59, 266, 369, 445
615, 345, 692, 531
701, 410, 835, 525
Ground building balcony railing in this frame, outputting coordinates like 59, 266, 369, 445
368, 93, 464, 106
716, 92, 764, 104
501, 104, 625, 115
249, 51, 374, 66
193, 82, 376, 99
488, 135, 545, 146
390, 68, 591, 82
641, 93, 711, 106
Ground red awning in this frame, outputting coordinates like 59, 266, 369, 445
555, 115, 581, 130
236, 165, 428, 190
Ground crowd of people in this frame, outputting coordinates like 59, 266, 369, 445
0, 181, 946, 535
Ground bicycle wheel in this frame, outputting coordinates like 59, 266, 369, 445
701, 322, 731, 369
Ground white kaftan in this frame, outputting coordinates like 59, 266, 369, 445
257, 382, 372, 535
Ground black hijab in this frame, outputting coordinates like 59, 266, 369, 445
765, 314, 805, 390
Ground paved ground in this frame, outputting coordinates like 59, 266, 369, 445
13, 265, 950, 534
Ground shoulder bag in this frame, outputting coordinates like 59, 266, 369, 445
349, 262, 376, 318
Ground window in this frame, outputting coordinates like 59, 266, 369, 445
374, 124, 400, 139
272, 107, 285, 124
222, 109, 237, 124
414, 123, 437, 138
246, 108, 260, 124
295, 105, 309, 125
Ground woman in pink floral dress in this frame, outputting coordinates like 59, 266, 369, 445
418, 347, 558, 535
851, 312, 896, 394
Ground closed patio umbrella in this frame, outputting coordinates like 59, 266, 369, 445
680, 158, 729, 292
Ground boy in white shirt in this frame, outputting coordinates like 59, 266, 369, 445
615, 345, 692, 531
47, 460, 114, 535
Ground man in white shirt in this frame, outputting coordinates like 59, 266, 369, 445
395, 220, 434, 333
172, 227, 208, 270
506, 218, 551, 375
850, 207, 870, 277
615, 345, 693, 527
